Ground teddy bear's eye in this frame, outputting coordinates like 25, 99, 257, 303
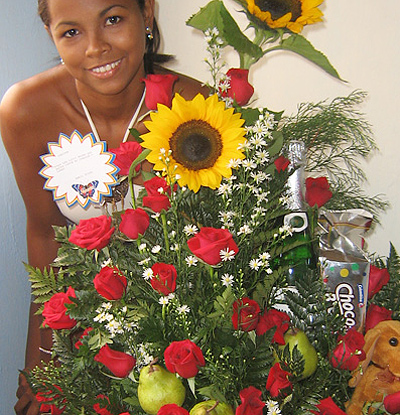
389, 337, 399, 346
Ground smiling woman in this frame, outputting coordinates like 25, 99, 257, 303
0, 0, 207, 414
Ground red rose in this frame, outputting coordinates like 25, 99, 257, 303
75, 327, 93, 349
36, 386, 65, 415
368, 265, 390, 299
221, 68, 254, 106
119, 208, 150, 239
142, 176, 171, 213
187, 227, 239, 266
157, 404, 190, 415
69, 215, 115, 251
330, 328, 366, 371
266, 363, 293, 397
232, 297, 261, 332
93, 395, 113, 415
109, 141, 143, 176
310, 396, 347, 415
142, 74, 178, 110
274, 155, 290, 172
365, 304, 392, 332
256, 308, 290, 344
164, 339, 205, 378
305, 177, 332, 208
151, 263, 177, 295
42, 286, 77, 330
235, 386, 264, 415
384, 391, 400, 415
94, 344, 136, 378
93, 266, 127, 300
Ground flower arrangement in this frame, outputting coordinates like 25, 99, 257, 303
25, 1, 400, 415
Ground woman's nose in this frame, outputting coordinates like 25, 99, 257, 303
85, 30, 111, 58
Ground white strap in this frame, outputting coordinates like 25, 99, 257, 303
80, 88, 146, 143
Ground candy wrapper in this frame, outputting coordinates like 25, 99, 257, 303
318, 209, 373, 332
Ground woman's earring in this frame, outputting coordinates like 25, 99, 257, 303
145, 26, 153, 41
60, 58, 65, 65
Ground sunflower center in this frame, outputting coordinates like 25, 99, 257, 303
255, 0, 302, 21
170, 120, 223, 171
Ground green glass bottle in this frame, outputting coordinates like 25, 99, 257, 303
281, 141, 314, 285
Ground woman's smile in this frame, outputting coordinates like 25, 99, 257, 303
88, 58, 122, 78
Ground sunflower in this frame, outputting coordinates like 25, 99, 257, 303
141, 93, 246, 193
245, 0, 324, 33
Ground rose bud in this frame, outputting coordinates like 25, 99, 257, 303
69, 215, 115, 251
142, 176, 172, 213
384, 391, 400, 415
94, 344, 136, 378
330, 328, 366, 371
368, 264, 390, 299
119, 208, 150, 239
164, 339, 205, 378
109, 141, 143, 176
235, 386, 264, 415
222, 68, 254, 106
150, 263, 177, 295
305, 176, 332, 208
42, 286, 77, 330
93, 266, 127, 300
142, 74, 178, 110
266, 363, 293, 398
232, 297, 260, 332
187, 227, 238, 266
364, 304, 392, 332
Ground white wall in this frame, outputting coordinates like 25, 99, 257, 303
157, 0, 400, 257
0, 2, 56, 414
1, 1, 399, 413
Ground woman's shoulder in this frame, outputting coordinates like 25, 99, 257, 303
1, 65, 67, 125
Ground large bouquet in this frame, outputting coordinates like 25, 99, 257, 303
26, 1, 400, 415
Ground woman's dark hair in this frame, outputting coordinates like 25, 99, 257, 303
38, 0, 172, 74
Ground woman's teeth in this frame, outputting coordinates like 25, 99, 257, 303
92, 59, 121, 73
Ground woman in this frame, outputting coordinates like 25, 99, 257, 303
0, 0, 207, 413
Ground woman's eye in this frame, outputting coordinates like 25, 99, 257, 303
63, 29, 79, 38
106, 16, 121, 26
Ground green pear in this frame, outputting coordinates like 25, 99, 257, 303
276, 328, 318, 379
138, 363, 186, 415
190, 400, 234, 415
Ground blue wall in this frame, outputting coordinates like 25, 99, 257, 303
0, 2, 55, 414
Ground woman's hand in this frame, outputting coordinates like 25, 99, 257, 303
15, 373, 40, 415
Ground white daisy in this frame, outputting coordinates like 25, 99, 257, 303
238, 224, 252, 235
183, 224, 199, 236
185, 256, 199, 267
142, 268, 154, 280
249, 258, 263, 270
151, 245, 162, 254
220, 248, 236, 262
158, 296, 170, 305
221, 273, 234, 287
177, 305, 191, 314
138, 243, 147, 251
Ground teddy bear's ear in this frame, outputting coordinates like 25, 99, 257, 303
348, 328, 381, 388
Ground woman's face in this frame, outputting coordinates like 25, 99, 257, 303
47, 0, 154, 96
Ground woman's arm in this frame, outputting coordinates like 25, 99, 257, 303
1, 81, 67, 415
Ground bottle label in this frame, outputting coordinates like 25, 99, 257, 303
284, 212, 308, 233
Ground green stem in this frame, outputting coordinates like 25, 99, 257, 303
161, 212, 170, 253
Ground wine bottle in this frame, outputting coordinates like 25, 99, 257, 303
281, 141, 314, 285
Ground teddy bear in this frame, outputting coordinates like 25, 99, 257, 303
345, 320, 400, 415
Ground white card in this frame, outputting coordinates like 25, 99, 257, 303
40, 130, 119, 208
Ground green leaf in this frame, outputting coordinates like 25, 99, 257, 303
271, 34, 342, 80
187, 0, 263, 63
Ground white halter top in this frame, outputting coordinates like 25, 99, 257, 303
56, 90, 146, 224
